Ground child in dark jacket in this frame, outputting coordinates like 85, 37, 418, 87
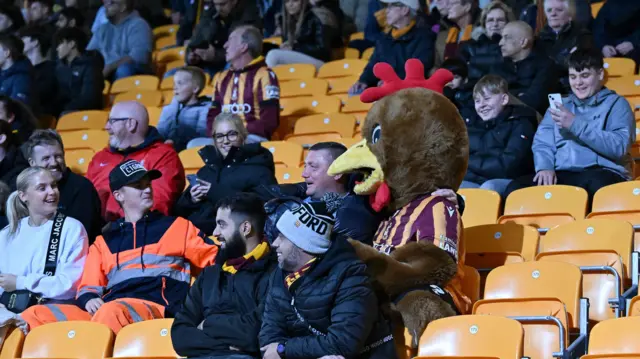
0, 35, 37, 111
460, 74, 537, 197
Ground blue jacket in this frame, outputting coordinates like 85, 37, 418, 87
0, 58, 35, 109
157, 96, 211, 152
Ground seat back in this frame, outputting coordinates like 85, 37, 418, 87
273, 64, 316, 81
152, 24, 179, 38
57, 110, 108, 132
0, 327, 25, 359
317, 59, 367, 79
630, 296, 640, 316
499, 185, 588, 230
465, 223, 540, 268
65, 149, 95, 175
261, 141, 304, 167
112, 319, 178, 358
327, 76, 360, 95
483, 261, 582, 328
179, 146, 205, 173
285, 132, 342, 148
458, 189, 501, 227
589, 181, 640, 252
362, 47, 375, 60
603, 58, 637, 78
147, 106, 163, 127
280, 78, 329, 98
156, 47, 186, 63
21, 322, 114, 359
275, 166, 304, 184
588, 317, 640, 354
60, 130, 109, 152
417, 315, 524, 359
604, 75, 640, 97
473, 298, 569, 359
280, 96, 342, 117
294, 113, 356, 138
111, 75, 160, 94
113, 90, 164, 107
460, 264, 481, 305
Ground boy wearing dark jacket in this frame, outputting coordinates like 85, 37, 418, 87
460, 74, 537, 196
172, 193, 276, 359
0, 35, 37, 111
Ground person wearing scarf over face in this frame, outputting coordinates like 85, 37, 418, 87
259, 200, 397, 359
171, 193, 277, 359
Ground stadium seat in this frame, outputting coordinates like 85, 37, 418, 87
460, 264, 481, 305
582, 316, 640, 358
317, 59, 367, 79
294, 113, 356, 138
345, 48, 360, 59
603, 58, 637, 78
349, 32, 364, 41
66, 149, 95, 175
458, 188, 501, 227
147, 106, 163, 127
164, 60, 184, 74
280, 78, 329, 98
261, 141, 304, 167
104, 80, 111, 95
604, 75, 640, 97
280, 96, 342, 117
0, 326, 25, 359
286, 132, 342, 148
336, 136, 361, 149
60, 130, 109, 152
110, 75, 160, 94
327, 76, 359, 95
474, 261, 588, 359
162, 90, 174, 105
415, 315, 524, 359
590, 1, 603, 18
272, 64, 316, 82
154, 35, 176, 50
159, 76, 174, 90
464, 223, 540, 270
152, 24, 179, 38
111, 319, 178, 358
499, 185, 588, 233
341, 95, 371, 125
536, 218, 634, 322
629, 296, 640, 316
276, 166, 304, 184
113, 90, 163, 107
156, 47, 186, 64
179, 146, 205, 173
362, 47, 375, 61
57, 110, 109, 132
264, 36, 282, 45
588, 181, 640, 252
20, 321, 114, 359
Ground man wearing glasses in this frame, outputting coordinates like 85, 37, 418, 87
87, 101, 186, 221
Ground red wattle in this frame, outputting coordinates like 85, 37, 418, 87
369, 182, 391, 212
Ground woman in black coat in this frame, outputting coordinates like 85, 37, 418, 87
173, 113, 277, 234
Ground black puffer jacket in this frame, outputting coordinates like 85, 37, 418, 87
283, 11, 335, 62
173, 144, 277, 234
55, 51, 105, 115
458, 32, 504, 85
0, 144, 28, 191
172, 248, 277, 358
461, 104, 537, 184
259, 236, 397, 359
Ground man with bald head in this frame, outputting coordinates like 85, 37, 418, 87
87, 101, 186, 221
498, 21, 558, 114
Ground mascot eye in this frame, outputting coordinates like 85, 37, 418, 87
371, 125, 381, 144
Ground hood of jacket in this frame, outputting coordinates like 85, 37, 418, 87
568, 87, 618, 108
198, 143, 275, 172
109, 126, 164, 155
0, 58, 32, 79
306, 235, 359, 279
467, 104, 539, 129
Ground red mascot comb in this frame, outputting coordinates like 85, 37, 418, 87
360, 58, 454, 103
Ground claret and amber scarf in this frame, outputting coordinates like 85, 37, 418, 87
222, 241, 270, 274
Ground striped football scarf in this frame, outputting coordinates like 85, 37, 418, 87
444, 24, 473, 59
285, 257, 317, 290
222, 241, 270, 274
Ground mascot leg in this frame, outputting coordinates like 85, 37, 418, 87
393, 291, 457, 348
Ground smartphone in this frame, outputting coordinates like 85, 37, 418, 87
187, 174, 198, 187
548, 93, 562, 110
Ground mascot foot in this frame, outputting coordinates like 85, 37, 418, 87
394, 290, 457, 348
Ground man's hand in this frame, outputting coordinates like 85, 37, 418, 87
616, 41, 635, 55
85, 298, 105, 315
190, 179, 212, 203
261, 343, 281, 359
432, 188, 458, 207
194, 45, 216, 62
533, 170, 557, 186
549, 104, 575, 129
348, 82, 367, 96
602, 45, 617, 57
0, 274, 17, 292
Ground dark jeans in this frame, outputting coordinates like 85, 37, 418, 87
504, 168, 627, 206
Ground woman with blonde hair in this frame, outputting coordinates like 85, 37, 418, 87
174, 113, 277, 234
0, 167, 88, 331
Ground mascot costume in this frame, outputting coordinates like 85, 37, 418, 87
327, 59, 470, 356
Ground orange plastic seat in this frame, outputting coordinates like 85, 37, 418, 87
164, 60, 184, 74
152, 24, 179, 38
344, 48, 360, 59
156, 47, 186, 64
460, 264, 481, 305
362, 47, 375, 61
336, 136, 361, 149
588, 181, 640, 252
603, 58, 637, 78
582, 316, 640, 358
286, 132, 342, 148
0, 327, 25, 359
113, 90, 163, 107
272, 64, 316, 81
275, 166, 304, 184
147, 106, 163, 127
458, 188, 501, 227
604, 76, 640, 97
464, 223, 540, 269
415, 315, 524, 359
56, 110, 109, 132
317, 59, 367, 79
499, 185, 588, 232
629, 296, 640, 316
327, 76, 359, 95
349, 32, 364, 41
264, 36, 282, 45
261, 141, 304, 167
162, 90, 174, 105
65, 149, 95, 175
21, 321, 114, 359
159, 76, 174, 90
104, 80, 111, 95
59, 130, 109, 152
111, 319, 178, 358
280, 78, 329, 98
341, 93, 373, 114
590, 2, 603, 17
110, 75, 160, 94
536, 218, 634, 322
280, 96, 342, 117
154, 35, 176, 50
179, 146, 205, 173
294, 113, 356, 138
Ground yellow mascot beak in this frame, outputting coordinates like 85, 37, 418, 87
327, 139, 384, 195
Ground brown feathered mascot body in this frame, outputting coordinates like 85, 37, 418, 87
327, 59, 470, 356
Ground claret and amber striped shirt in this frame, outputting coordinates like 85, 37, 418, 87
206, 56, 280, 139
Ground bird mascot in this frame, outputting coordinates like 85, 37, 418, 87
327, 59, 470, 358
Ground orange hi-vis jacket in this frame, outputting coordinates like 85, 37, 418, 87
76, 212, 218, 316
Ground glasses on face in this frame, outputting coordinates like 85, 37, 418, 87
214, 130, 239, 142
107, 117, 130, 124
384, 2, 405, 8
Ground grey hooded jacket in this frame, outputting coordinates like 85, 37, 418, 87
533, 88, 635, 179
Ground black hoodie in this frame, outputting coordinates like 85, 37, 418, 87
0, 144, 28, 190
0, 58, 37, 111
173, 143, 277, 234
55, 50, 105, 116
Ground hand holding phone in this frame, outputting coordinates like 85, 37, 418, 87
187, 174, 198, 188
548, 93, 562, 111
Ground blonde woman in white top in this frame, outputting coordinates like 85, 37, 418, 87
0, 167, 88, 332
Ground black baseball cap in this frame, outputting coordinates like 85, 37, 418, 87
109, 159, 162, 192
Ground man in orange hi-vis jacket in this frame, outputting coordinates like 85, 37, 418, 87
21, 159, 218, 334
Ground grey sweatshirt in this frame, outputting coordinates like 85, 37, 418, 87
87, 10, 152, 67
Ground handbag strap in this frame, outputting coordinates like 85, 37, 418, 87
44, 212, 67, 276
